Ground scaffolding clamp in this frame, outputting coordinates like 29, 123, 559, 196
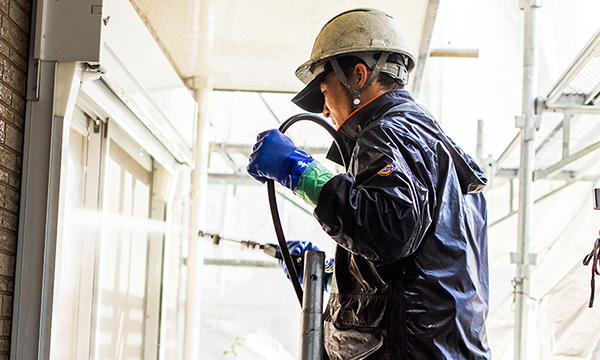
515, 114, 542, 140
510, 252, 538, 265
519, 0, 543, 10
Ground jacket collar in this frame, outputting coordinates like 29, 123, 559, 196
338, 90, 413, 140
326, 90, 414, 166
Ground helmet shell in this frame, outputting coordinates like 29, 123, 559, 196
295, 8, 416, 85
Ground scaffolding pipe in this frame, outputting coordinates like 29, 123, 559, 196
300, 250, 325, 360
476, 119, 484, 164
515, 0, 540, 359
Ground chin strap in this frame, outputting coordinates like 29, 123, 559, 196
330, 52, 390, 109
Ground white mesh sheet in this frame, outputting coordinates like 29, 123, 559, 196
564, 56, 600, 95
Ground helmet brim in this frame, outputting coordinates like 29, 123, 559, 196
291, 69, 330, 113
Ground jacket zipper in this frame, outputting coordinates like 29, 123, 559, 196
386, 293, 397, 359
399, 275, 408, 359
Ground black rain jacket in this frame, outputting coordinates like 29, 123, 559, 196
315, 90, 491, 360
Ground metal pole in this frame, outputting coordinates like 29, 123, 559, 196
562, 112, 572, 159
300, 250, 324, 360
515, 0, 540, 359
476, 119, 484, 164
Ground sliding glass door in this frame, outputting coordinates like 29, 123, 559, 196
50, 99, 168, 360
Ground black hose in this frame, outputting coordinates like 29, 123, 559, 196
267, 113, 350, 306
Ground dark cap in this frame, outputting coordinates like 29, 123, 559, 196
291, 68, 331, 113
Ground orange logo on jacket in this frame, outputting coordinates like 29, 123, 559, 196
378, 164, 395, 176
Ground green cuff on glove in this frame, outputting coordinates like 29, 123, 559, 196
295, 161, 334, 207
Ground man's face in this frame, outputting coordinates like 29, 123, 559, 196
320, 71, 354, 128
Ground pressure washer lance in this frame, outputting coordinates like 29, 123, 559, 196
198, 230, 304, 266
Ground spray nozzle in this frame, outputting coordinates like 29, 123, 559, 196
198, 230, 295, 262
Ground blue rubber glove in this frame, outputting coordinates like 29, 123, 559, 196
247, 130, 314, 191
278, 241, 334, 291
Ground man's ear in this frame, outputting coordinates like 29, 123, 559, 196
353, 63, 370, 89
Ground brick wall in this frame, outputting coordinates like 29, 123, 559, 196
0, 0, 30, 357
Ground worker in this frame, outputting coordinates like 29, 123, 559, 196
247, 8, 491, 360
